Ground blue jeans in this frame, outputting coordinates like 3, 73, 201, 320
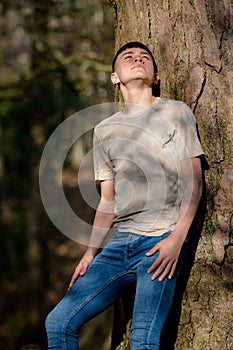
45, 231, 186, 350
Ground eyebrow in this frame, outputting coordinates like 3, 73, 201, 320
120, 50, 151, 57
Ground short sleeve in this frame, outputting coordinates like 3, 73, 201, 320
93, 127, 114, 181
176, 103, 204, 160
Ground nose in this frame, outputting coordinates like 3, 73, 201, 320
134, 56, 144, 63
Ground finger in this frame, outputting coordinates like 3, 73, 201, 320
150, 260, 168, 280
147, 255, 162, 274
150, 259, 173, 281
158, 262, 173, 282
68, 281, 73, 291
68, 272, 79, 290
68, 262, 90, 290
146, 244, 160, 256
147, 248, 165, 273
168, 260, 178, 280
79, 261, 90, 276
68, 265, 83, 289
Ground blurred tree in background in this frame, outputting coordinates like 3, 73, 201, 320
0, 1, 114, 349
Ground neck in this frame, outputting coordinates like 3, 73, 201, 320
120, 84, 156, 114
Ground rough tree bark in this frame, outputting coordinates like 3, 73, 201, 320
110, 1, 233, 349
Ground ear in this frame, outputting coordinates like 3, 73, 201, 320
153, 73, 160, 84
111, 72, 120, 85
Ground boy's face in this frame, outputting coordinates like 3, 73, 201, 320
111, 47, 158, 87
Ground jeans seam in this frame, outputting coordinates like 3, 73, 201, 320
146, 280, 166, 347
61, 270, 133, 346
147, 279, 172, 348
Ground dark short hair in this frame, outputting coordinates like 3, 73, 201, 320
112, 41, 158, 73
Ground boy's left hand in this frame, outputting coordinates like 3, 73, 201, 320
146, 233, 184, 282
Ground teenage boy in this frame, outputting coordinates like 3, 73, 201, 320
46, 41, 204, 349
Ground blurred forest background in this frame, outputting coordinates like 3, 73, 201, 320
1, 0, 233, 350
0, 0, 115, 349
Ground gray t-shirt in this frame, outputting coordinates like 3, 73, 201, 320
93, 98, 204, 236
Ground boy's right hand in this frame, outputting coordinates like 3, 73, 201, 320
68, 250, 96, 290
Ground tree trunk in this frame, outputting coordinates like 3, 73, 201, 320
110, 1, 233, 349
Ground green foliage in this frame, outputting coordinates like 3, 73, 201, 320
0, 0, 114, 349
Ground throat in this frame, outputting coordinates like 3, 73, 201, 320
123, 97, 156, 115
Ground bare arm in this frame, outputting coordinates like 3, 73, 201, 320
146, 157, 203, 281
68, 179, 115, 289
